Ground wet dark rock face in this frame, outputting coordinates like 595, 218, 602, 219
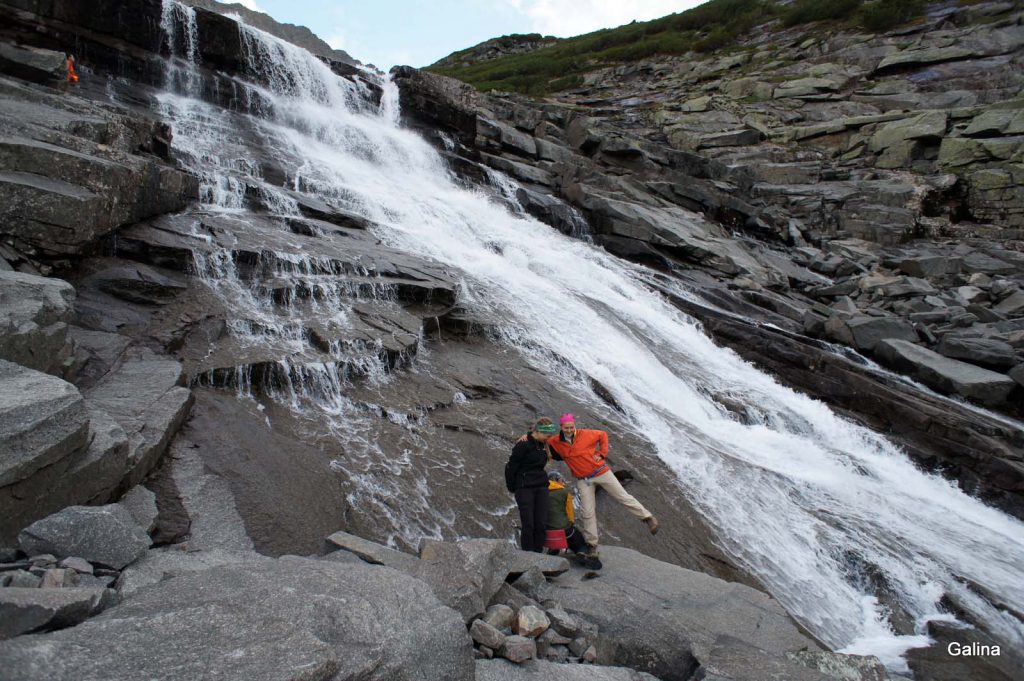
0, 2, 1022, 679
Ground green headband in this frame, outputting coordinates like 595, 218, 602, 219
535, 423, 558, 434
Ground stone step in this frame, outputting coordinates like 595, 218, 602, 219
0, 405, 129, 545
84, 356, 193, 489
0, 360, 89, 490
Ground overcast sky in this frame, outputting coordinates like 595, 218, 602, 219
231, 0, 707, 69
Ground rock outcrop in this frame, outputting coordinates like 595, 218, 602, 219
0, 556, 475, 681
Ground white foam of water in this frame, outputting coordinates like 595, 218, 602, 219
154, 3, 1024, 667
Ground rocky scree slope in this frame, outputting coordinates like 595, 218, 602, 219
396, 0, 1024, 519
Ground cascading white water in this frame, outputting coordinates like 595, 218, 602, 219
155, 3, 1024, 670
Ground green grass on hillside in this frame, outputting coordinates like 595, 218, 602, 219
427, 0, 775, 96
427, 0, 930, 96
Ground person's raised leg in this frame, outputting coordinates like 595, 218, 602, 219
594, 470, 658, 534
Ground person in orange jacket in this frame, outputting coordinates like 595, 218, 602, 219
546, 413, 658, 557
65, 54, 79, 84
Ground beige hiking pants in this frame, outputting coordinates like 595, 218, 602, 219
575, 470, 651, 546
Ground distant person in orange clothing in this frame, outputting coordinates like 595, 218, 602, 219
546, 413, 658, 558
65, 53, 79, 84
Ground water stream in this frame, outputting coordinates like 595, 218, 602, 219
152, 3, 1024, 670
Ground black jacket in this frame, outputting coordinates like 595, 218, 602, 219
505, 436, 549, 493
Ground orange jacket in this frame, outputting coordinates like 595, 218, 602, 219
548, 428, 610, 479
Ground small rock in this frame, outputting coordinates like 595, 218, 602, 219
40, 568, 77, 589
28, 554, 57, 566
471, 619, 507, 650
511, 566, 548, 601
582, 645, 598, 663
546, 645, 570, 662
545, 605, 580, 638
474, 646, 494, 660
968, 273, 993, 288
118, 486, 159, 534
994, 290, 1024, 318
483, 603, 515, 631
500, 635, 536, 663
0, 548, 20, 563
955, 286, 987, 305
516, 604, 550, 638
538, 628, 573, 646
990, 279, 1019, 300
569, 636, 590, 657
490, 583, 540, 613
6, 570, 41, 588
74, 573, 115, 589
58, 557, 94, 575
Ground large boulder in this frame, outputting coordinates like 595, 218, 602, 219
544, 547, 820, 680
18, 504, 151, 569
825, 315, 918, 352
413, 539, 570, 621
0, 557, 475, 681
0, 360, 89, 488
937, 336, 1018, 369
85, 356, 193, 488
0, 271, 75, 374
0, 587, 118, 640
875, 339, 1017, 407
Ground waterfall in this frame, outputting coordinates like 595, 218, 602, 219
154, 2, 1024, 670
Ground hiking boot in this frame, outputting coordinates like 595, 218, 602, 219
582, 555, 603, 570
644, 515, 659, 535
585, 543, 600, 558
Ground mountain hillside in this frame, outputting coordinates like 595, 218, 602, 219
427, 0, 934, 95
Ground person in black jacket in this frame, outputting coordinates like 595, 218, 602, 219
505, 417, 556, 552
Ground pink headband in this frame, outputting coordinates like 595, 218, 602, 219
559, 413, 576, 425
